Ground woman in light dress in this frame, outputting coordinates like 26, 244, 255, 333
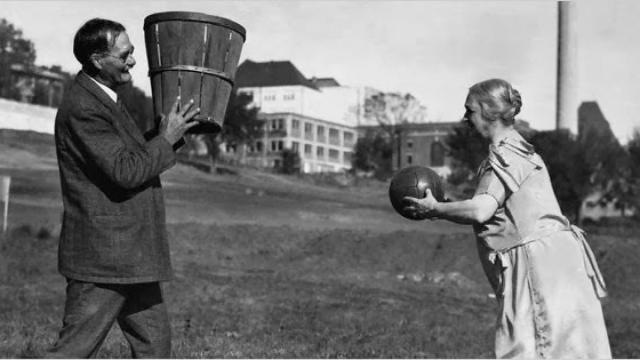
404, 78, 611, 359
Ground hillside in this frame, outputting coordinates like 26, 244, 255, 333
0, 128, 449, 233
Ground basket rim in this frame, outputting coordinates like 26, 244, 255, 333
143, 11, 246, 40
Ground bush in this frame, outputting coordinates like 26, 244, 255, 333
280, 149, 301, 175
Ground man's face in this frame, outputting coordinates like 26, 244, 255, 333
95, 31, 136, 88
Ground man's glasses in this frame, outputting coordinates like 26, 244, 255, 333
103, 48, 134, 63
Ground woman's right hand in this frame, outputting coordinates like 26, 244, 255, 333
403, 188, 440, 220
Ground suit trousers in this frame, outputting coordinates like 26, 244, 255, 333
46, 279, 171, 358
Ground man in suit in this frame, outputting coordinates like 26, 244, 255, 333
47, 18, 199, 358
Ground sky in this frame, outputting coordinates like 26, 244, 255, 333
4, 0, 640, 143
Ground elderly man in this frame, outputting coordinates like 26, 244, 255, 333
47, 18, 199, 358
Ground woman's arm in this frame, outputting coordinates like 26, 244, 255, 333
404, 190, 499, 225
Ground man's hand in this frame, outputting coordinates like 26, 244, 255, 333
158, 96, 200, 145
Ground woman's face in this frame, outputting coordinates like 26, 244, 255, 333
464, 95, 491, 138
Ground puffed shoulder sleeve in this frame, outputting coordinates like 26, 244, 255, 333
484, 137, 543, 193
475, 166, 507, 206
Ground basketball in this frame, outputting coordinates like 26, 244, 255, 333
388, 166, 445, 220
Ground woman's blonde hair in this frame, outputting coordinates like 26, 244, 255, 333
468, 79, 522, 126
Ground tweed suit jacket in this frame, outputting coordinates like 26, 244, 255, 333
55, 71, 176, 283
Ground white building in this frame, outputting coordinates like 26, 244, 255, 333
230, 59, 431, 173
234, 60, 365, 172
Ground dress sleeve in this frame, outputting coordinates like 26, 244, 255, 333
485, 139, 544, 193
475, 168, 508, 207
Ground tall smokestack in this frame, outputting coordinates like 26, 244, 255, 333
556, 1, 579, 134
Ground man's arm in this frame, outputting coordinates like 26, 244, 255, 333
67, 106, 177, 190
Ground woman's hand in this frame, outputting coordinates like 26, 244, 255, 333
403, 188, 440, 220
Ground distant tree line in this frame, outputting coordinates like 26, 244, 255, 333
351, 91, 425, 180
0, 18, 36, 100
445, 117, 640, 223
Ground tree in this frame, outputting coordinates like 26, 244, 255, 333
607, 129, 640, 217
280, 148, 301, 175
529, 130, 590, 222
198, 90, 262, 165
445, 120, 489, 182
628, 129, 640, 179
363, 91, 427, 170
364, 91, 426, 130
0, 18, 37, 99
574, 102, 632, 220
220, 91, 262, 147
352, 130, 394, 180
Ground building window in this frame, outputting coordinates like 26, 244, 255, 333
431, 141, 445, 167
291, 119, 301, 137
316, 146, 325, 159
343, 151, 352, 164
329, 149, 340, 161
329, 128, 340, 145
304, 144, 312, 155
317, 125, 326, 143
283, 93, 295, 101
343, 132, 355, 147
255, 141, 263, 152
292, 141, 300, 153
270, 118, 284, 130
271, 140, 284, 151
304, 123, 314, 140
407, 140, 413, 149
407, 154, 413, 165
264, 94, 276, 101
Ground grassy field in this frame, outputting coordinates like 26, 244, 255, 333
1, 129, 639, 358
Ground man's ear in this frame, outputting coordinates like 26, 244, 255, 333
90, 54, 103, 71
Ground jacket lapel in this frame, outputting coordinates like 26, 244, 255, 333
75, 72, 147, 145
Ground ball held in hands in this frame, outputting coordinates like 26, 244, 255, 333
388, 166, 445, 220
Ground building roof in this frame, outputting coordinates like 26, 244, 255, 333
358, 121, 458, 131
396, 121, 459, 132
578, 101, 617, 144
235, 59, 319, 90
10, 64, 65, 82
309, 77, 341, 88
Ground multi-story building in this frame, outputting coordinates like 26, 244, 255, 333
242, 112, 357, 173
9, 64, 65, 107
358, 121, 458, 177
231, 59, 446, 174
234, 60, 364, 172
393, 122, 458, 177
